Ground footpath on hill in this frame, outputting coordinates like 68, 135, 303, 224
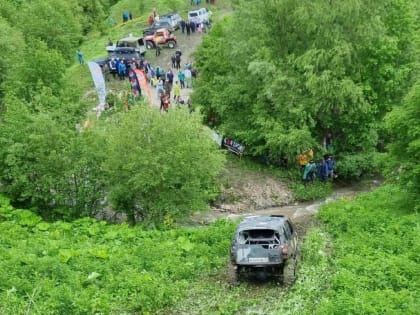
147, 28, 203, 108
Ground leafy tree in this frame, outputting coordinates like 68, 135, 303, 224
193, 0, 416, 173
101, 106, 225, 224
0, 95, 105, 219
3, 40, 67, 102
75, 0, 107, 34
15, 0, 82, 61
385, 81, 420, 203
0, 17, 25, 109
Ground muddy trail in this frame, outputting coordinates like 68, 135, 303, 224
190, 179, 383, 234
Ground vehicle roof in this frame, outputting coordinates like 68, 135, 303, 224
118, 35, 143, 43
188, 8, 207, 13
236, 215, 289, 232
161, 12, 181, 18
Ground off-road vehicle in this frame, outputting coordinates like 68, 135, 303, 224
106, 34, 146, 56
230, 215, 298, 284
144, 28, 177, 49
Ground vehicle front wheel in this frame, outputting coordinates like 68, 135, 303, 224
167, 41, 176, 49
146, 41, 155, 49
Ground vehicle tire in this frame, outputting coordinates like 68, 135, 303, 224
146, 41, 155, 49
282, 257, 297, 286
228, 264, 240, 285
167, 41, 176, 49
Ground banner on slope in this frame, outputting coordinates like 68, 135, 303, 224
128, 69, 141, 97
221, 136, 245, 157
134, 69, 152, 105
87, 62, 107, 112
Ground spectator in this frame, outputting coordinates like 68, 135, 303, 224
155, 45, 161, 56
108, 16, 115, 27
166, 70, 174, 87
157, 78, 164, 98
164, 79, 171, 98
123, 12, 129, 23
173, 81, 181, 102
317, 158, 328, 182
118, 61, 126, 80
175, 50, 182, 70
180, 19, 186, 33
77, 49, 84, 65
178, 71, 185, 88
303, 160, 316, 185
186, 21, 191, 36
184, 68, 192, 88
171, 54, 176, 68
148, 15, 154, 25
326, 155, 336, 179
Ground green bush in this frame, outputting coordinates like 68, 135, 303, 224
336, 151, 384, 179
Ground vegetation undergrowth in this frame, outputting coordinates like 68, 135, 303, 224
315, 185, 419, 314
0, 194, 236, 314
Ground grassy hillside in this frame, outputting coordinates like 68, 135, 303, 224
1, 185, 417, 314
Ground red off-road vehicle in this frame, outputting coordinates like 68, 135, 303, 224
144, 28, 177, 49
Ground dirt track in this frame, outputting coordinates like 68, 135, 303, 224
147, 28, 204, 108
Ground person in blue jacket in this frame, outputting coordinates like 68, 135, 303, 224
317, 158, 328, 182
118, 61, 126, 80
326, 155, 336, 179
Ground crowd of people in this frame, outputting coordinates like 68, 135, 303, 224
300, 149, 337, 185
95, 45, 197, 112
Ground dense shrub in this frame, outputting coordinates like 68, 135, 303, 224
0, 195, 236, 314
336, 151, 383, 179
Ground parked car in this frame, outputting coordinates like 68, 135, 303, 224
144, 28, 177, 49
106, 34, 146, 56
187, 7, 212, 24
143, 20, 175, 36
230, 215, 298, 284
160, 13, 183, 30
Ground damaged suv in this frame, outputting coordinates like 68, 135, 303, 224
230, 215, 298, 284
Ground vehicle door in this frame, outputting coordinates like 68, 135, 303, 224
285, 220, 298, 255
137, 38, 146, 55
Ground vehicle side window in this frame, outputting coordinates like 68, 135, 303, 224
283, 224, 291, 240
287, 221, 294, 235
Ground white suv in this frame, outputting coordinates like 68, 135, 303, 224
187, 8, 212, 24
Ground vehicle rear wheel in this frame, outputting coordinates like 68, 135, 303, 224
146, 41, 155, 49
167, 40, 176, 49
282, 257, 297, 286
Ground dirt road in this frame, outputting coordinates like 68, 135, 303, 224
147, 29, 204, 108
